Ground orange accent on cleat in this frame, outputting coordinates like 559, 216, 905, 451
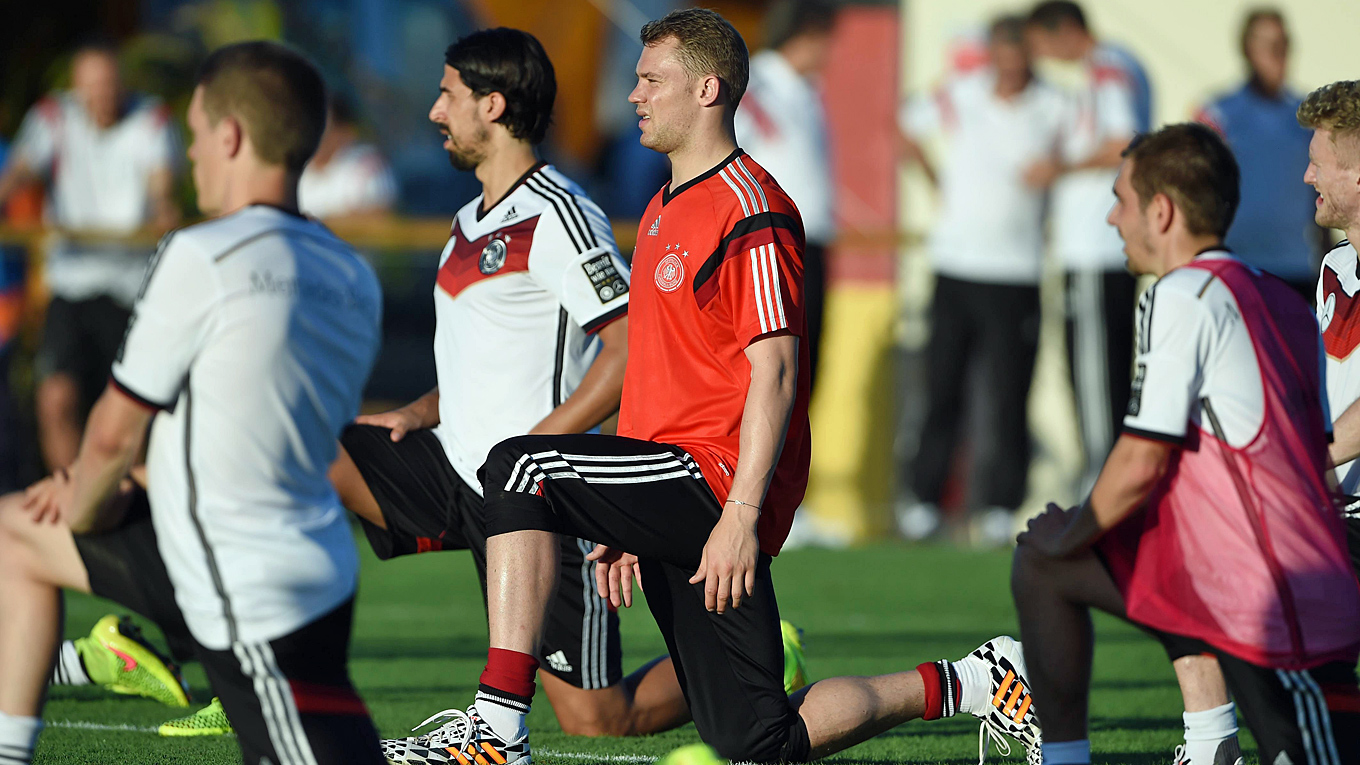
481, 742, 507, 764
1012, 695, 1033, 723
992, 670, 1015, 707
1003, 683, 1023, 715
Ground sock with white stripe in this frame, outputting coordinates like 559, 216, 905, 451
0, 711, 41, 765
475, 687, 530, 743
915, 660, 961, 720
47, 640, 92, 686
1040, 738, 1091, 764
1183, 703, 1240, 765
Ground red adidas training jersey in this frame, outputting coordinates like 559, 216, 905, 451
618, 150, 812, 556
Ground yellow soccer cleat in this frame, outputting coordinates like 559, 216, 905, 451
781, 619, 809, 694
81, 615, 190, 707
657, 743, 728, 765
160, 697, 233, 737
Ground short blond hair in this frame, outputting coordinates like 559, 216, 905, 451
640, 8, 749, 107
1298, 80, 1360, 166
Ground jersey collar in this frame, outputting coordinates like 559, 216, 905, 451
662, 149, 744, 206
476, 161, 546, 221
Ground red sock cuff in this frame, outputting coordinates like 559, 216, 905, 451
917, 661, 944, 721
480, 648, 539, 700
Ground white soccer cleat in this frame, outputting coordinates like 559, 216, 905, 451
381, 705, 530, 765
958, 636, 1042, 765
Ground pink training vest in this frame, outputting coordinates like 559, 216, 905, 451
1100, 258, 1360, 669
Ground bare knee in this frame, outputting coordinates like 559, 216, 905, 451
547, 684, 632, 737
0, 493, 88, 592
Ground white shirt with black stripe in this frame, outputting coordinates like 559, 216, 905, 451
1124, 251, 1330, 448
1316, 240, 1360, 491
111, 205, 383, 650
432, 163, 630, 493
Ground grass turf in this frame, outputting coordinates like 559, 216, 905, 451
39, 541, 1249, 764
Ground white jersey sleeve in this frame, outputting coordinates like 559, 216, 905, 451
1123, 277, 1212, 443
900, 86, 948, 139
110, 235, 217, 408
526, 179, 630, 334
12, 100, 58, 174
1093, 71, 1137, 140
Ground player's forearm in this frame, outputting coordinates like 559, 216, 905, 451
68, 393, 149, 533
404, 387, 441, 429
531, 318, 627, 435
1327, 398, 1360, 468
1080, 435, 1173, 546
727, 339, 797, 507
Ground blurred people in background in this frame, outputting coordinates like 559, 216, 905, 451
735, 0, 838, 391
0, 40, 179, 471
298, 94, 398, 221
1024, 0, 1151, 492
0, 138, 24, 494
1196, 8, 1325, 299
896, 16, 1065, 547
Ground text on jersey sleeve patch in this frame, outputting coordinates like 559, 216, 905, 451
582, 252, 629, 302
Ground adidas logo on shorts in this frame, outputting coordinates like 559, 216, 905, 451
545, 650, 573, 673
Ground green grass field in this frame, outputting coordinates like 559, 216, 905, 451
39, 541, 1250, 764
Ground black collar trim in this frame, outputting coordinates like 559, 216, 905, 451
662, 149, 744, 206
478, 161, 546, 221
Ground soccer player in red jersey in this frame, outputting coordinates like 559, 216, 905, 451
381, 10, 1043, 765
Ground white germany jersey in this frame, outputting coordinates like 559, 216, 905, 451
1124, 252, 1328, 449
111, 205, 383, 650
433, 164, 629, 492
12, 92, 178, 304
1316, 240, 1360, 491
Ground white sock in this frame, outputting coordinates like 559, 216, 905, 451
48, 641, 92, 686
1041, 739, 1091, 764
0, 711, 42, 765
954, 657, 990, 716
474, 689, 529, 742
1183, 702, 1239, 765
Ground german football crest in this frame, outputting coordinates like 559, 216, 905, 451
655, 253, 684, 292
479, 238, 508, 274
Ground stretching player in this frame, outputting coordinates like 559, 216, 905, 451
1153, 79, 1360, 765
0, 41, 386, 765
1011, 122, 1360, 765
384, 10, 1042, 765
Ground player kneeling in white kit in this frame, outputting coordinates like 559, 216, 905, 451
0, 41, 387, 765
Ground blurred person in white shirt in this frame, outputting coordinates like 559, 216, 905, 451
1024, 0, 1152, 493
298, 94, 397, 221
734, 0, 837, 389
0, 41, 179, 472
897, 16, 1066, 547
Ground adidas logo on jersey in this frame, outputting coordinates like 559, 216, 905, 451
545, 651, 573, 673
501, 205, 519, 223
647, 217, 660, 236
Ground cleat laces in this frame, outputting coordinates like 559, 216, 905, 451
410, 707, 474, 750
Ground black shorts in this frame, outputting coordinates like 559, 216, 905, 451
36, 295, 132, 415
1089, 550, 1360, 765
74, 488, 384, 765
340, 424, 622, 690
482, 433, 809, 763
1345, 512, 1360, 582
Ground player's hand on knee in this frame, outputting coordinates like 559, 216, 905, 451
1016, 502, 1071, 556
588, 544, 640, 608
355, 408, 422, 441
691, 503, 759, 613
22, 470, 72, 525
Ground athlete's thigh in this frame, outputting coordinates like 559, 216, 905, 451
1216, 652, 1355, 765
340, 424, 475, 560
639, 556, 795, 762
202, 600, 383, 765
0, 490, 89, 593
483, 432, 721, 568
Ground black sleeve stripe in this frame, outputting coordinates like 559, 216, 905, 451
109, 374, 173, 412
1121, 425, 1185, 445
534, 173, 604, 250
528, 176, 596, 251
525, 184, 584, 254
137, 227, 181, 302
581, 303, 628, 335
691, 211, 803, 295
519, 179, 584, 251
